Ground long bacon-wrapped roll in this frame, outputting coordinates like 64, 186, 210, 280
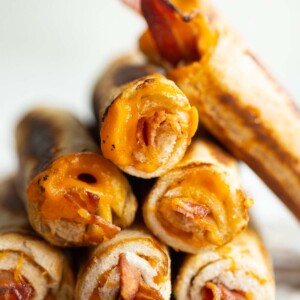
143, 133, 253, 253
93, 54, 198, 178
75, 227, 171, 300
0, 178, 74, 299
16, 107, 137, 247
174, 229, 275, 300
129, 0, 300, 219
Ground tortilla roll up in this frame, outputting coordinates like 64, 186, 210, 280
75, 227, 171, 300
174, 229, 275, 300
135, 0, 300, 219
93, 54, 198, 178
0, 179, 74, 300
143, 133, 253, 254
16, 107, 137, 247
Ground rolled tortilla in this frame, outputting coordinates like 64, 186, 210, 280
75, 227, 171, 300
16, 107, 137, 247
174, 229, 275, 300
93, 54, 198, 178
135, 0, 300, 219
0, 178, 74, 300
143, 133, 253, 253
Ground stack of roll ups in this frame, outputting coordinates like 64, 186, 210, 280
8, 0, 300, 298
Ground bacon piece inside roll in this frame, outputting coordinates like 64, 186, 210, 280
174, 229, 275, 300
143, 133, 252, 253
75, 227, 171, 300
132, 0, 300, 219
93, 54, 198, 178
16, 107, 137, 247
0, 179, 74, 299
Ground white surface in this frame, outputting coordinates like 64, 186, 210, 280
0, 0, 299, 297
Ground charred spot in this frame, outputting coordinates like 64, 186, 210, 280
152, 0, 194, 22
219, 93, 263, 129
114, 65, 161, 86
102, 140, 105, 144
144, 78, 155, 84
111, 144, 116, 151
37, 180, 45, 193
39, 184, 45, 193
142, 121, 149, 146
22, 114, 59, 178
136, 78, 155, 90
136, 82, 144, 90
102, 103, 113, 122
77, 173, 97, 184
219, 93, 234, 105
42, 175, 49, 181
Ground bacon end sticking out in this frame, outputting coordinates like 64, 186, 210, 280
118, 254, 163, 300
140, 0, 199, 65
201, 282, 246, 300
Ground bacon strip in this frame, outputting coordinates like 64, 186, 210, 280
119, 254, 164, 300
119, 253, 141, 300
172, 199, 210, 220
141, 0, 199, 65
0, 271, 34, 300
135, 280, 164, 300
64, 191, 121, 240
201, 282, 246, 300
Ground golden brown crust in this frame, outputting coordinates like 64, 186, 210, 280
93, 54, 198, 178
143, 134, 252, 253
0, 179, 74, 299
174, 229, 275, 300
75, 228, 171, 300
169, 48, 300, 218
16, 107, 99, 194
16, 107, 137, 246
137, 0, 300, 218
93, 53, 164, 122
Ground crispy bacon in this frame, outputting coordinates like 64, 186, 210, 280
136, 111, 168, 148
118, 254, 163, 300
64, 191, 120, 240
119, 254, 141, 300
173, 199, 210, 220
0, 271, 34, 300
134, 280, 164, 300
201, 282, 246, 300
140, 0, 199, 65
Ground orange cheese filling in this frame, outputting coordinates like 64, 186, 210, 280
156, 166, 249, 248
0, 270, 34, 300
27, 152, 129, 241
101, 74, 198, 173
